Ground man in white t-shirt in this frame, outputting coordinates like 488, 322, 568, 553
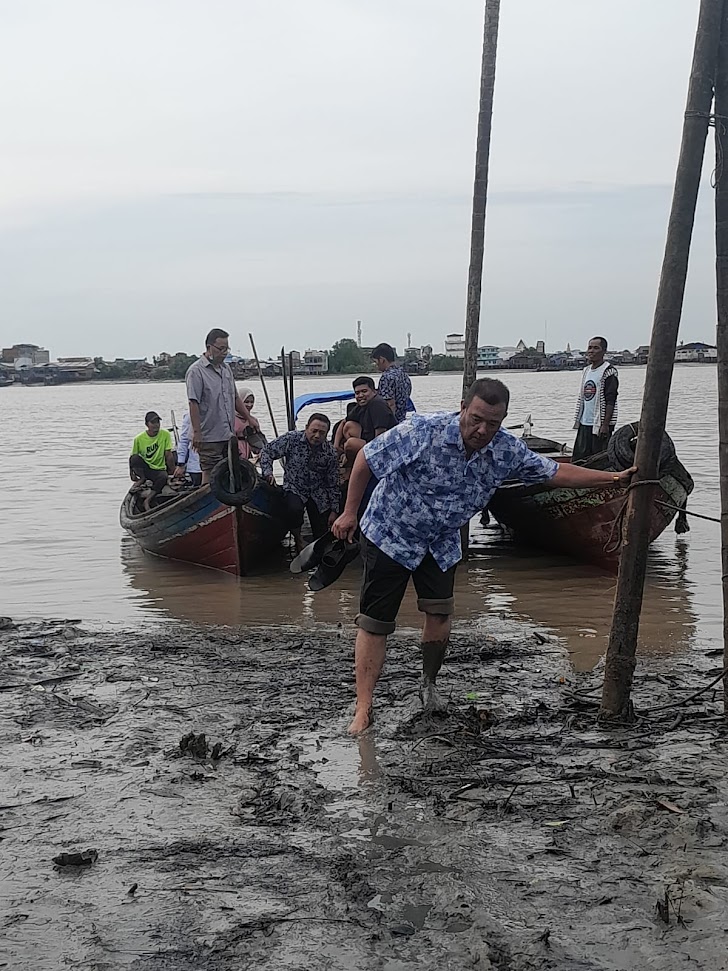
573, 336, 619, 461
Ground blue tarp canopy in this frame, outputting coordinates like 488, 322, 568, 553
293, 390, 415, 422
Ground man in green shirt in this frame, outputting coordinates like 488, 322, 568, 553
129, 411, 176, 510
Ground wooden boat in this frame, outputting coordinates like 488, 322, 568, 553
120, 479, 289, 576
488, 430, 694, 570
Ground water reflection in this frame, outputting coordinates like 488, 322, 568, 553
120, 529, 697, 672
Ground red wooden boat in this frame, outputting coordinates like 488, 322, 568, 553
120, 478, 288, 575
488, 425, 694, 570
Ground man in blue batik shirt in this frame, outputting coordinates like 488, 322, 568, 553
333, 378, 635, 734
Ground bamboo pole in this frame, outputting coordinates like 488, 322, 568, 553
281, 346, 292, 431
715, 0, 728, 715
288, 351, 295, 430
462, 0, 501, 395
249, 333, 279, 438
600, 0, 724, 722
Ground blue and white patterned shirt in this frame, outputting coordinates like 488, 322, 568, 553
378, 365, 412, 424
361, 413, 558, 571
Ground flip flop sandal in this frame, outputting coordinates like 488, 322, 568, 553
290, 530, 334, 574
308, 539, 360, 591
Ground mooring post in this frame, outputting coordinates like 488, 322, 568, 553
462, 0, 501, 397
599, 0, 724, 722
715, 0, 728, 716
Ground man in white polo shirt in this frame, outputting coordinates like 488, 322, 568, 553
573, 336, 619, 461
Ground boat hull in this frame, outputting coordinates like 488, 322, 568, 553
488, 472, 691, 570
120, 482, 288, 575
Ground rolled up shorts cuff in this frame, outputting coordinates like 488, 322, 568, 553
356, 613, 396, 635
417, 597, 455, 616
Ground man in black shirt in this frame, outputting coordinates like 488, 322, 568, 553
333, 376, 396, 518
334, 376, 395, 464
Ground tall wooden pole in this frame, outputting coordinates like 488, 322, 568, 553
600, 0, 724, 721
715, 0, 728, 714
462, 0, 501, 395
249, 333, 279, 438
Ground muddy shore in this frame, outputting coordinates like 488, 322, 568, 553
1, 616, 728, 970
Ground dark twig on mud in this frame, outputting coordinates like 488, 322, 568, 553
410, 729, 471, 750
641, 666, 728, 716
0, 673, 80, 692
501, 784, 519, 812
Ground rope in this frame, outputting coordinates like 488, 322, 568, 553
654, 500, 721, 524
603, 479, 662, 555
683, 111, 728, 186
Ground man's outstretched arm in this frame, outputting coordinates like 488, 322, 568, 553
551, 462, 635, 489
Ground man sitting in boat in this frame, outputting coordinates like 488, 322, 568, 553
573, 337, 619, 460
260, 414, 340, 553
333, 376, 395, 466
129, 411, 176, 511
174, 412, 202, 487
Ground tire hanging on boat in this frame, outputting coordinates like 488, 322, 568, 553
210, 438, 259, 507
607, 422, 676, 473
607, 422, 694, 533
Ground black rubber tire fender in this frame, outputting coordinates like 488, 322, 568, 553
607, 421, 676, 472
210, 441, 259, 506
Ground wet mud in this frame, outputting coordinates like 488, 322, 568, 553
2, 616, 728, 970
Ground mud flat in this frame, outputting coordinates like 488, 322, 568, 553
1, 615, 728, 970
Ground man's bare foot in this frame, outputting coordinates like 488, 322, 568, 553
347, 706, 373, 735
419, 679, 448, 714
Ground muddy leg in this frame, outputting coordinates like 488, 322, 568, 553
348, 629, 387, 735
419, 614, 451, 713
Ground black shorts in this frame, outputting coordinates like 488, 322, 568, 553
357, 535, 456, 635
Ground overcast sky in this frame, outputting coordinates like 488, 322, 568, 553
0, 0, 716, 359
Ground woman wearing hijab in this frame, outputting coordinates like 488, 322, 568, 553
234, 386, 266, 460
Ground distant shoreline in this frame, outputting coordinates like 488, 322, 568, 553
3, 361, 719, 390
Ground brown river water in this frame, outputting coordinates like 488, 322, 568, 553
0, 366, 720, 670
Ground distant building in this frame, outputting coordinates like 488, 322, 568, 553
509, 345, 547, 370
634, 345, 650, 365
55, 358, 96, 380
17, 357, 96, 385
444, 334, 465, 358
546, 351, 571, 369
303, 349, 329, 374
477, 346, 500, 368
536, 340, 545, 355
2, 343, 50, 370
404, 345, 432, 375
675, 341, 717, 363
498, 340, 527, 364
610, 349, 636, 366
